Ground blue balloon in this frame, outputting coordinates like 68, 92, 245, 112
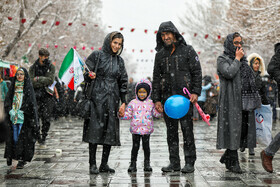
164, 95, 190, 119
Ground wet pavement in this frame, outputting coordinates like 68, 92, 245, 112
0, 117, 280, 186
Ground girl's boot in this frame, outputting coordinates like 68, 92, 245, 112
128, 161, 137, 172
144, 160, 152, 172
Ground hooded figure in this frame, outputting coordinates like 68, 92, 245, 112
4, 67, 39, 168
247, 53, 269, 105
83, 31, 128, 174
121, 78, 162, 172
267, 42, 280, 105
217, 32, 260, 174
152, 21, 202, 173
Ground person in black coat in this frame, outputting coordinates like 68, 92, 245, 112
83, 31, 128, 174
4, 67, 39, 169
152, 21, 202, 173
267, 43, 280, 106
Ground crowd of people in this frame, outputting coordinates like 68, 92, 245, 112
0, 21, 279, 175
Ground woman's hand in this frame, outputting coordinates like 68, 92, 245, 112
88, 71, 96, 79
118, 103, 126, 117
235, 47, 244, 61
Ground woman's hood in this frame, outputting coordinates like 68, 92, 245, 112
102, 31, 124, 56
247, 53, 265, 76
134, 78, 152, 101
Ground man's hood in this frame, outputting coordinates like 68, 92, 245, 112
155, 21, 187, 52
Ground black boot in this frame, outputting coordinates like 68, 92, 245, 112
229, 160, 243, 174
90, 164, 99, 174
220, 151, 230, 169
161, 163, 181, 172
7, 158, 12, 166
128, 161, 137, 172
181, 163, 195, 173
144, 161, 152, 172
16, 160, 26, 169
99, 164, 115, 173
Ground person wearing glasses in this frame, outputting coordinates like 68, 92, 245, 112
4, 67, 39, 169
217, 32, 261, 173
29, 48, 55, 146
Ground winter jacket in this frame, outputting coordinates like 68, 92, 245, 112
4, 67, 39, 162
121, 78, 162, 135
82, 31, 128, 146
267, 43, 280, 83
152, 21, 202, 104
198, 83, 212, 102
29, 59, 55, 97
247, 53, 269, 104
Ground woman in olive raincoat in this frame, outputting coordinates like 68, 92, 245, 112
83, 31, 128, 174
4, 67, 39, 169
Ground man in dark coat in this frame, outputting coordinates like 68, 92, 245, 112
29, 48, 55, 146
267, 43, 280, 106
152, 21, 202, 173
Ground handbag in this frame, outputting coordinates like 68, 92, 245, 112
75, 52, 100, 119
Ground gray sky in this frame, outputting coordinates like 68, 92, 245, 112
101, 0, 188, 81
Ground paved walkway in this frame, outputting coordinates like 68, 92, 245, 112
0, 117, 279, 186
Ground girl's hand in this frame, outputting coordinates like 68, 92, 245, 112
118, 103, 125, 117
88, 71, 96, 79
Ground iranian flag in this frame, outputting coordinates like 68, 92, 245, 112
59, 48, 86, 90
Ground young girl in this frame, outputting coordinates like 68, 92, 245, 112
4, 67, 39, 169
121, 78, 162, 172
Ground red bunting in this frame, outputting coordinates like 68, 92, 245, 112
181, 32, 185, 35
42, 20, 47, 24
82, 46, 86, 50
140, 49, 143, 53
198, 52, 201, 55
94, 24, 98, 27
91, 47, 94, 50
38, 44, 41, 48
154, 30, 158, 34
132, 49, 135, 52
218, 35, 221, 39
120, 27, 124, 31
64, 45, 67, 48
131, 28, 135, 32
8, 17, 12, 21
194, 33, 197, 37
68, 22, 72, 26
82, 23, 86, 26
205, 34, 209, 39
150, 50, 153, 53
28, 43, 31, 47
98, 47, 102, 50
55, 44, 58, 48
73, 46, 77, 49
46, 44, 49, 48
55, 21, 60, 26
21, 19, 26, 24
144, 29, 148, 33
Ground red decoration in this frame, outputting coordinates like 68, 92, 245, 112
46, 44, 49, 48
42, 20, 47, 24
144, 29, 148, 33
8, 17, 12, 21
218, 35, 221, 39
150, 50, 153, 53
91, 47, 94, 50
140, 49, 143, 53
64, 45, 67, 48
194, 33, 197, 37
55, 44, 58, 48
205, 34, 209, 39
181, 32, 185, 35
28, 43, 31, 47
21, 18, 26, 24
132, 49, 135, 52
82, 23, 86, 26
198, 52, 201, 55
94, 24, 98, 27
131, 28, 135, 32
55, 21, 60, 26
68, 22, 72, 26
73, 46, 77, 49
154, 30, 158, 34
82, 46, 86, 50
38, 44, 41, 48
98, 47, 102, 50
120, 27, 124, 31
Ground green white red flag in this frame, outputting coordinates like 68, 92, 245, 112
58, 48, 86, 90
